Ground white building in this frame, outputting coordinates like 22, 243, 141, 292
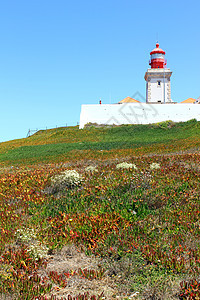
79, 103, 200, 129
144, 43, 172, 103
79, 43, 200, 129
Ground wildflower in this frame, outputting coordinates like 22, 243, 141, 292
27, 241, 48, 260
15, 228, 48, 260
116, 162, 137, 170
15, 228, 37, 243
85, 165, 98, 172
150, 163, 160, 170
51, 169, 82, 191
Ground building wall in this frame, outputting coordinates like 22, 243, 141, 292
79, 103, 200, 129
147, 77, 171, 103
145, 68, 172, 103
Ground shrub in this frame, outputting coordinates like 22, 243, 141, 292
153, 120, 175, 129
15, 228, 48, 260
116, 162, 137, 170
27, 240, 48, 260
85, 165, 98, 172
150, 163, 160, 170
15, 228, 37, 243
49, 170, 82, 193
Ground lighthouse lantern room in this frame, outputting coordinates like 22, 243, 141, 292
144, 43, 172, 103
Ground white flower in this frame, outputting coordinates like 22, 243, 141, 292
116, 162, 137, 170
15, 228, 37, 242
150, 163, 160, 170
51, 169, 82, 187
27, 241, 48, 260
85, 165, 98, 172
15, 228, 48, 260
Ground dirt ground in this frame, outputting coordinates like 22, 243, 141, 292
42, 244, 125, 299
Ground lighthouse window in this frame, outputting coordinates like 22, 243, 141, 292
151, 54, 164, 60
157, 81, 161, 86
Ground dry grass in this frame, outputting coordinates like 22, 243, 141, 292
40, 244, 118, 299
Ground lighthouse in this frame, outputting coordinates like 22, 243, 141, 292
144, 43, 172, 103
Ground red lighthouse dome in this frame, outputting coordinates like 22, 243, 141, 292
149, 42, 166, 69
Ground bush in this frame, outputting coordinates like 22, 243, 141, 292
15, 228, 48, 260
116, 162, 137, 170
153, 120, 176, 129
150, 163, 160, 170
48, 170, 82, 194
85, 165, 98, 172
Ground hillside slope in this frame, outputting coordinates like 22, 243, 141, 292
0, 119, 199, 299
0, 119, 200, 165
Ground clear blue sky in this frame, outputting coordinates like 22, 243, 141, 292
0, 0, 199, 142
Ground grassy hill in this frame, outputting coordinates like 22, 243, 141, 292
0, 120, 199, 299
0, 119, 200, 165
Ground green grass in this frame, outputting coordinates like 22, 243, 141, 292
0, 119, 200, 165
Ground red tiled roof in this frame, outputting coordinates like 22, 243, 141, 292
118, 97, 140, 104
180, 98, 196, 104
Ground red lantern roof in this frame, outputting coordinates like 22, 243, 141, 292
150, 43, 165, 55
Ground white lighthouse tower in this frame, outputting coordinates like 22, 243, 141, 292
144, 43, 172, 103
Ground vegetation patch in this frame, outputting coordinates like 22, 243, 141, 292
0, 122, 199, 299
0, 120, 200, 165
